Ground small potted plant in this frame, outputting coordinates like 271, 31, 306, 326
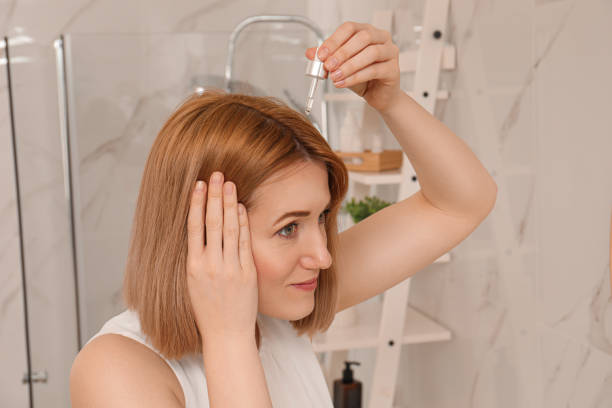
342, 195, 394, 224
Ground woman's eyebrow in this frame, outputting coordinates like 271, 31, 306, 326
273, 197, 331, 226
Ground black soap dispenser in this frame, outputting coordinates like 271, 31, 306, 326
333, 360, 362, 408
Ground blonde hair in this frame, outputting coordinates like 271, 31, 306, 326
123, 89, 349, 359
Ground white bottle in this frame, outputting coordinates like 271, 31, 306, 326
339, 109, 363, 152
370, 132, 383, 153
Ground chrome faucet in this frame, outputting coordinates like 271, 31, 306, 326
224, 15, 330, 142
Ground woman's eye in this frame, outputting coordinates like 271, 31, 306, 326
278, 223, 297, 238
321, 209, 330, 223
277, 209, 330, 239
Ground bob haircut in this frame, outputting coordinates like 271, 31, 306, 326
123, 88, 349, 360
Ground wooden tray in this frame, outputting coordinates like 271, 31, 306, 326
334, 149, 403, 172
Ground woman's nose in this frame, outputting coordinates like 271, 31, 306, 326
302, 228, 332, 270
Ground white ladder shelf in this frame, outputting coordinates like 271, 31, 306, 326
312, 1, 454, 407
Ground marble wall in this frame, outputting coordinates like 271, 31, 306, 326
0, 0, 610, 407
395, 0, 612, 407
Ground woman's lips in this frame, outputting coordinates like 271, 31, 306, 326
291, 277, 318, 291
293, 277, 317, 285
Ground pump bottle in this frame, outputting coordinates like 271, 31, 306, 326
333, 360, 362, 408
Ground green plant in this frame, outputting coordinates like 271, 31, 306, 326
342, 195, 393, 223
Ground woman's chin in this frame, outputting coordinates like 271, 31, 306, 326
264, 298, 315, 322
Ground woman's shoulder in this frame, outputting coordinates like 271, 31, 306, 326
70, 331, 185, 407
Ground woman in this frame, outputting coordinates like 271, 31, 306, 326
70, 21, 497, 407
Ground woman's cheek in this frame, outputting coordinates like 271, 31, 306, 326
250, 241, 278, 280
250, 232, 296, 283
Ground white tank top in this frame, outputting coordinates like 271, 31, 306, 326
87, 309, 334, 408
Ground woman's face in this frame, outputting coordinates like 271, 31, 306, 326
247, 161, 333, 321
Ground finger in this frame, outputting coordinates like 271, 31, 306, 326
317, 21, 367, 63
205, 172, 224, 259
330, 43, 397, 84
305, 46, 316, 60
336, 59, 398, 89
222, 181, 240, 266
324, 27, 390, 72
237, 203, 256, 278
187, 180, 207, 257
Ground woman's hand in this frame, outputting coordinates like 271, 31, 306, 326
305, 21, 403, 113
186, 172, 259, 343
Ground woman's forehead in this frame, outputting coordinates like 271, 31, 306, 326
250, 162, 330, 211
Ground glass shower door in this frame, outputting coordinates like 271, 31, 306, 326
5, 25, 319, 407
58, 28, 316, 346
58, 32, 234, 345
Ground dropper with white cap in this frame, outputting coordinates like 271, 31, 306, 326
304, 46, 326, 115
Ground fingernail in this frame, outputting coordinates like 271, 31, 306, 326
334, 80, 345, 87
330, 70, 342, 81
224, 182, 233, 194
212, 172, 222, 183
196, 180, 204, 191
318, 46, 329, 60
325, 57, 338, 71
